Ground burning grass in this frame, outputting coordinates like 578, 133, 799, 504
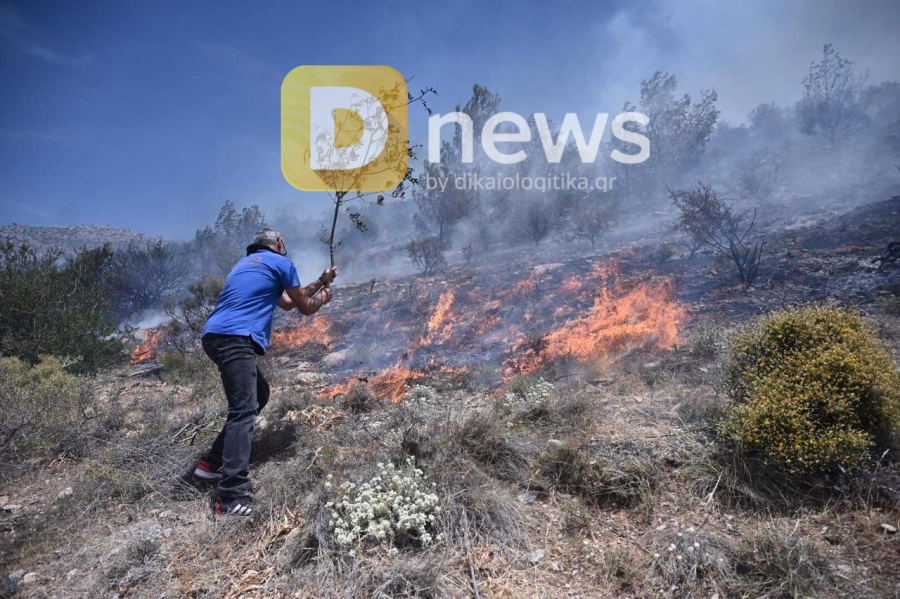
507, 276, 686, 377
421, 290, 455, 346
130, 327, 166, 365
270, 314, 333, 352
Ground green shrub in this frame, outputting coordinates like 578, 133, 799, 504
723, 306, 900, 474
0, 355, 91, 460
0, 241, 123, 372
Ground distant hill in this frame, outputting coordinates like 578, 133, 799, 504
0, 223, 163, 254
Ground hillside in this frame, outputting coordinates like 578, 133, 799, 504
0, 223, 162, 254
1, 196, 899, 598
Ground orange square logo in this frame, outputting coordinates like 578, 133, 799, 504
281, 65, 408, 192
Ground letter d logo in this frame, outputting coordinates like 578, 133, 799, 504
281, 65, 408, 193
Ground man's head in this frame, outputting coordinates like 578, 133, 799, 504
254, 228, 287, 256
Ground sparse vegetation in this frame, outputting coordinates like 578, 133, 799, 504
535, 440, 656, 508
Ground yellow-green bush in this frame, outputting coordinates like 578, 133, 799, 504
0, 355, 90, 459
723, 306, 900, 474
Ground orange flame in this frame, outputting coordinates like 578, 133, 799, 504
319, 380, 355, 400
422, 291, 455, 346
508, 270, 685, 375
544, 282, 685, 362
320, 359, 423, 403
271, 315, 333, 351
370, 358, 422, 403
131, 328, 166, 365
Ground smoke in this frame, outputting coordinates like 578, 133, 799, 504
593, 0, 900, 124
122, 308, 169, 330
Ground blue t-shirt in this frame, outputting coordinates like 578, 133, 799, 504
201, 249, 301, 353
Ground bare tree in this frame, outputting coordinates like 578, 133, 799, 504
796, 44, 868, 145
670, 183, 763, 288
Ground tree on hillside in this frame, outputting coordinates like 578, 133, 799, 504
413, 156, 475, 245
558, 193, 619, 248
796, 44, 868, 145
194, 200, 269, 275
617, 72, 719, 198
108, 239, 188, 320
731, 150, 785, 204
513, 201, 554, 246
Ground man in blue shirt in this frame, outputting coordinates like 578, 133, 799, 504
195, 228, 336, 518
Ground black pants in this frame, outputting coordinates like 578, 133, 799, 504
202, 334, 270, 498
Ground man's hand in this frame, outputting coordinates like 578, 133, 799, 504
319, 267, 337, 286
319, 287, 333, 305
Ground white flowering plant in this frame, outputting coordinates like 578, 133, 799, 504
325, 458, 442, 555
497, 377, 555, 414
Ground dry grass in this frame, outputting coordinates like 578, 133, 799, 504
534, 439, 657, 509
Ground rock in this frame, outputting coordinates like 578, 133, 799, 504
550, 561, 561, 571
275, 528, 303, 568
162, 528, 173, 538
57, 487, 74, 500
532, 263, 564, 275
880, 523, 897, 534
292, 372, 327, 385
0, 495, 8, 506
8, 570, 26, 583
322, 349, 349, 367
66, 569, 79, 582
158, 509, 175, 520
22, 572, 38, 585
2, 504, 22, 513
547, 439, 563, 448
517, 490, 537, 505
530, 549, 545, 564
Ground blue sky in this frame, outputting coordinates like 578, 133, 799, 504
1, 0, 898, 239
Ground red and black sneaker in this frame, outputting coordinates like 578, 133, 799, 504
193, 460, 223, 480
215, 495, 255, 519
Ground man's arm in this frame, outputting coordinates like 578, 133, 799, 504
284, 284, 332, 316
277, 267, 337, 311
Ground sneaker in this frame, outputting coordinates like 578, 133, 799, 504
193, 460, 222, 480
215, 495, 255, 519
